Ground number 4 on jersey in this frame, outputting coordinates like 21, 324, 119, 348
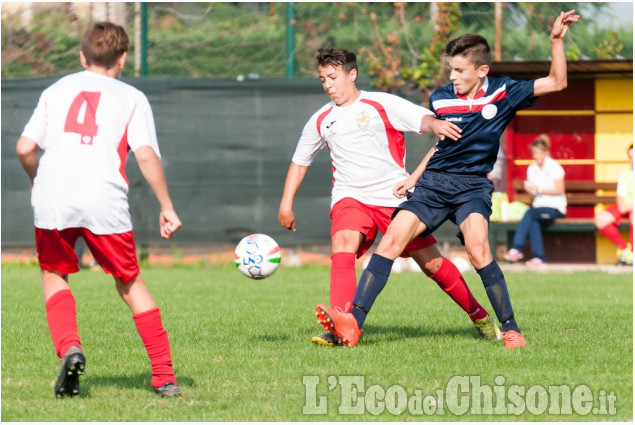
64, 91, 101, 145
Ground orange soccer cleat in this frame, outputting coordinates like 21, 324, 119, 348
315, 304, 362, 346
503, 330, 528, 348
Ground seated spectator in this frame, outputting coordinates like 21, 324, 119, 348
594, 144, 633, 265
504, 135, 567, 267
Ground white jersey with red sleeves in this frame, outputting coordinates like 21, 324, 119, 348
292, 91, 433, 208
22, 70, 161, 234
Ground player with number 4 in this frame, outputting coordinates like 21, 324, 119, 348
16, 22, 182, 398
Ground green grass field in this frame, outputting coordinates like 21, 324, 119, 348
1, 262, 632, 421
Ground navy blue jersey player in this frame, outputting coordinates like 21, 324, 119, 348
315, 10, 580, 348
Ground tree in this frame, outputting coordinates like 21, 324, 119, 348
360, 3, 460, 103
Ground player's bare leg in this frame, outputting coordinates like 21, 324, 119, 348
42, 270, 86, 397
376, 210, 426, 260
117, 275, 181, 396
461, 213, 526, 348
116, 274, 157, 314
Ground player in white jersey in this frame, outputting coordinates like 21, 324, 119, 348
16, 22, 182, 398
295, 90, 436, 209
279, 48, 502, 346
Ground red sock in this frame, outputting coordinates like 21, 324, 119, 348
598, 224, 628, 250
330, 252, 357, 310
45, 289, 82, 358
429, 258, 487, 321
133, 307, 176, 388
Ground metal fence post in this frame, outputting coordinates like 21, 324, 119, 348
286, 2, 296, 78
141, 2, 148, 76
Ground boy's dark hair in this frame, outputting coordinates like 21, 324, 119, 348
444, 34, 492, 67
81, 22, 129, 69
317, 48, 358, 74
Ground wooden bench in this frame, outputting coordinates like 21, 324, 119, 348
510, 180, 618, 206
489, 180, 629, 260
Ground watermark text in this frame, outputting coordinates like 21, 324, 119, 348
302, 375, 617, 417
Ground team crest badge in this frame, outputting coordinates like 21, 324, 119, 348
357, 111, 369, 129
482, 104, 497, 120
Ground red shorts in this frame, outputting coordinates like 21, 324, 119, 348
604, 204, 632, 227
35, 227, 140, 284
330, 197, 437, 258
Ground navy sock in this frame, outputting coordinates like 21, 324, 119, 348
350, 254, 393, 329
476, 261, 520, 333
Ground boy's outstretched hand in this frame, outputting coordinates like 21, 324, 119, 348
431, 118, 462, 142
421, 115, 462, 141
550, 10, 580, 41
393, 175, 418, 199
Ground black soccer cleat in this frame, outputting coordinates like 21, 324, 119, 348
54, 345, 86, 398
311, 332, 343, 347
154, 382, 182, 398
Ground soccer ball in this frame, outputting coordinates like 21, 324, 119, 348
451, 256, 472, 274
234, 233, 281, 279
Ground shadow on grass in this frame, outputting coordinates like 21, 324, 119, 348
250, 333, 292, 342
360, 323, 481, 345
81, 373, 195, 397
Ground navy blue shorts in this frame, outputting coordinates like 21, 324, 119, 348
394, 171, 494, 242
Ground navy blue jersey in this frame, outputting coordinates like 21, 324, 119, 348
426, 76, 537, 175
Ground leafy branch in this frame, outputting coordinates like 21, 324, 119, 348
360, 2, 461, 104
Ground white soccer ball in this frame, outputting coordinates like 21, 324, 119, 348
451, 256, 472, 274
234, 234, 281, 279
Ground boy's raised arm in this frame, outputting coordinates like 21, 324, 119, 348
533, 10, 580, 97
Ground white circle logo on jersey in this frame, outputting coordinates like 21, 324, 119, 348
481, 104, 497, 120
357, 111, 369, 129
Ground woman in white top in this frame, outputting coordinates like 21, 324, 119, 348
504, 135, 567, 266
